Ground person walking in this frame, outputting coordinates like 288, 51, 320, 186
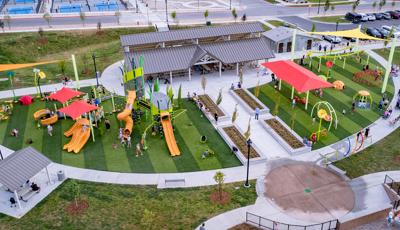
199, 223, 206, 230
352, 100, 356, 113
255, 107, 260, 120
364, 127, 370, 138
135, 143, 143, 157
271, 73, 276, 82
214, 113, 219, 125
104, 119, 111, 132
292, 98, 296, 108
47, 125, 53, 136
127, 135, 131, 148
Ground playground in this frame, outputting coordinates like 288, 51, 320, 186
252, 51, 395, 149
0, 86, 240, 173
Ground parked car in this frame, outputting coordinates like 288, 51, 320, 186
382, 12, 391, 20
345, 12, 362, 23
376, 28, 390, 38
359, 13, 369, 22
343, 37, 357, 42
381, 25, 400, 37
386, 11, 400, 19
366, 27, 383, 38
366, 14, 376, 21
374, 13, 384, 20
322, 35, 342, 43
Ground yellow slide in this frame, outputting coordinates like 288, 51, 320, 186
33, 109, 58, 126
63, 118, 91, 154
117, 91, 136, 138
160, 112, 180, 156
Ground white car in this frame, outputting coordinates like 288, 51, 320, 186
359, 13, 369, 22
366, 14, 376, 21
381, 25, 400, 37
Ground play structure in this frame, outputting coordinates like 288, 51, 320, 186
333, 80, 345, 90
310, 101, 338, 141
117, 91, 136, 138
353, 90, 373, 109
33, 109, 59, 126
63, 118, 91, 153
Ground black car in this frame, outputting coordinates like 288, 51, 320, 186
345, 12, 362, 23
374, 13, 384, 20
366, 28, 383, 38
376, 28, 390, 38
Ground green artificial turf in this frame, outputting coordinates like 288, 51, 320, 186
0, 179, 257, 229
334, 128, 400, 179
0, 96, 240, 173
250, 55, 394, 149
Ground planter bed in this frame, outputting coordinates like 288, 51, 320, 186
198, 94, 230, 124
261, 117, 311, 155
223, 126, 259, 158
230, 89, 269, 114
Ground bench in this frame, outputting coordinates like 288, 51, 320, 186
18, 186, 39, 202
164, 178, 185, 188
327, 163, 347, 176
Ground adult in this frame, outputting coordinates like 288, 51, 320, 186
9, 197, 16, 208
237, 82, 242, 89
230, 83, 235, 90
104, 119, 111, 131
214, 113, 219, 124
31, 182, 40, 193
127, 135, 131, 148
47, 125, 53, 136
352, 100, 356, 112
364, 127, 370, 138
255, 107, 260, 120
199, 223, 206, 230
271, 73, 276, 82
136, 143, 143, 157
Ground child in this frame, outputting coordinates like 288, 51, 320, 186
135, 143, 143, 157
47, 125, 53, 136
127, 135, 131, 148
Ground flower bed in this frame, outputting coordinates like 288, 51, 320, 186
198, 94, 225, 117
222, 126, 259, 158
265, 118, 304, 149
233, 89, 263, 110
352, 70, 382, 87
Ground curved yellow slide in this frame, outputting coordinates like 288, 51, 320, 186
160, 112, 180, 156
117, 91, 136, 137
63, 118, 91, 154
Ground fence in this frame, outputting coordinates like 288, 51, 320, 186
246, 212, 338, 230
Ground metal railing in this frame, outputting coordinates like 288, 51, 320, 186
246, 212, 338, 230
384, 174, 400, 195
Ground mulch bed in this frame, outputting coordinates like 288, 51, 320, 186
198, 94, 225, 116
210, 190, 231, 205
234, 89, 263, 110
65, 200, 89, 216
352, 70, 382, 87
265, 119, 304, 149
229, 223, 262, 230
223, 126, 259, 158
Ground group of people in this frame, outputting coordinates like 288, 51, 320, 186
117, 127, 143, 157
190, 92, 219, 124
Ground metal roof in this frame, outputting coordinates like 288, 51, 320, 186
200, 37, 275, 64
262, 26, 314, 42
125, 37, 275, 74
0, 147, 52, 191
120, 22, 264, 47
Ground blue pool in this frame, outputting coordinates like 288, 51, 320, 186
8, 6, 34, 14
95, 2, 118, 11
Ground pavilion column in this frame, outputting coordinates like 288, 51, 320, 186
382, 36, 397, 93
290, 29, 297, 61
169, 71, 173, 85
45, 167, 51, 185
291, 87, 295, 99
305, 91, 309, 110
188, 68, 191, 81
88, 113, 95, 142
278, 79, 282, 90
14, 190, 22, 209
236, 63, 239, 76
219, 62, 222, 78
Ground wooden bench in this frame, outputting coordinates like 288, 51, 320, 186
18, 186, 39, 202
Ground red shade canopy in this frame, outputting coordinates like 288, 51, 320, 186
59, 100, 98, 120
48, 87, 83, 103
261, 60, 333, 93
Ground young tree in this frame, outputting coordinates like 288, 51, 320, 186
66, 180, 81, 208
4, 15, 11, 29
254, 80, 261, 97
204, 10, 209, 22
115, 11, 122, 25
232, 104, 238, 123
216, 88, 223, 105
177, 84, 182, 107
384, 27, 394, 48
213, 171, 225, 201
0, 20, 4, 32
311, 22, 316, 32
201, 75, 207, 94
171, 11, 177, 24
372, 1, 377, 12
243, 116, 251, 140
153, 78, 160, 92
80, 12, 86, 27
239, 67, 243, 85
59, 60, 66, 77
43, 13, 51, 28
38, 27, 44, 38
231, 8, 238, 22
140, 209, 155, 230
324, 0, 330, 14
97, 22, 102, 34
241, 13, 247, 22
352, 0, 360, 12
272, 95, 281, 116
330, 5, 335, 11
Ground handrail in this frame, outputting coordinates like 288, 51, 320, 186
246, 212, 338, 230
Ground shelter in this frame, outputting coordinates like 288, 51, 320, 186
48, 87, 83, 104
308, 28, 385, 41
58, 100, 98, 120
263, 27, 316, 53
261, 60, 333, 109
0, 147, 52, 209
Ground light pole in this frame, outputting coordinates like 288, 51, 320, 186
146, 3, 149, 24
135, 0, 139, 13
335, 21, 339, 31
92, 53, 99, 87
230, 0, 232, 9
165, 0, 168, 24
317, 0, 321, 14
33, 68, 43, 98
244, 138, 252, 188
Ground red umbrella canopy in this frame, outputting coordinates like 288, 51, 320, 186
48, 87, 84, 103
58, 100, 98, 120
19, 95, 33, 105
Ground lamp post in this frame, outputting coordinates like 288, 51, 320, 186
165, 0, 168, 24
244, 138, 252, 188
335, 21, 339, 31
92, 53, 99, 87
135, 0, 138, 13
33, 68, 43, 98
317, 0, 321, 14
230, 0, 232, 9
146, 3, 149, 24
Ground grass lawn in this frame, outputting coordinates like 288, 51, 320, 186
266, 20, 286, 28
310, 15, 348, 23
0, 94, 240, 173
250, 55, 394, 149
0, 27, 155, 90
0, 179, 257, 229
374, 47, 400, 65
334, 128, 400, 179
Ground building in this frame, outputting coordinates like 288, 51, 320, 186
263, 26, 315, 54
120, 22, 275, 83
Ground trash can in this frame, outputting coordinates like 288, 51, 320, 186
57, 170, 65, 181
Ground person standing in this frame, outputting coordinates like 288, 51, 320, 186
214, 113, 219, 125
271, 73, 276, 82
352, 100, 356, 113
127, 135, 131, 148
292, 98, 296, 108
47, 125, 53, 136
135, 143, 143, 157
364, 127, 370, 138
199, 223, 206, 230
104, 119, 111, 132
255, 107, 260, 120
